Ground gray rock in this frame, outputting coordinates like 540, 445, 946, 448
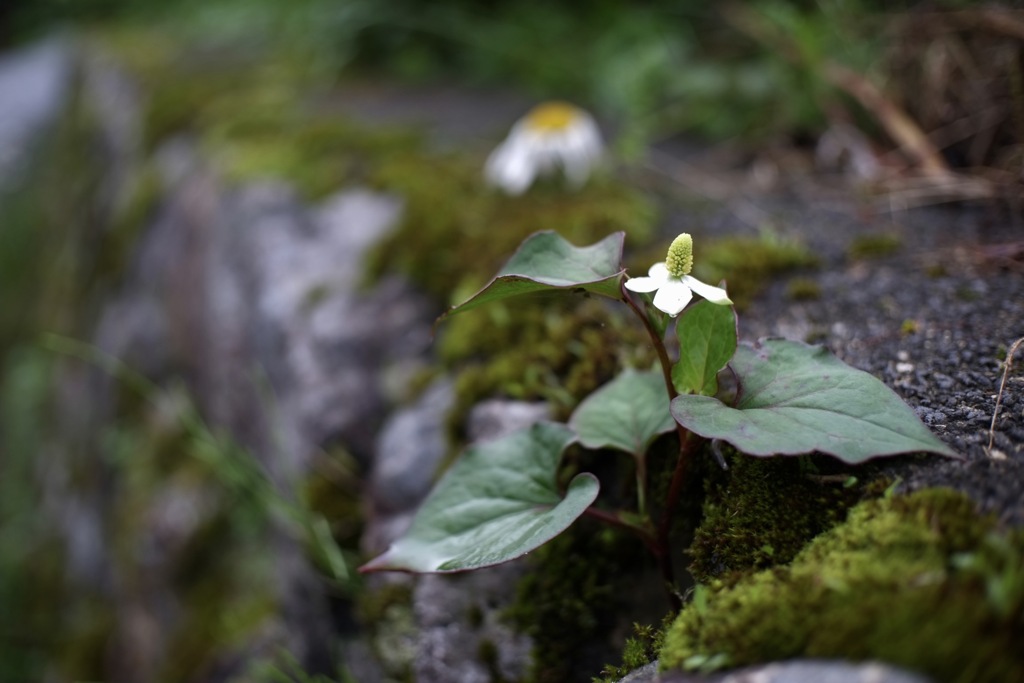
82, 44, 144, 217
371, 378, 455, 515
413, 562, 533, 683
467, 398, 553, 442
619, 661, 659, 682
215, 181, 419, 471
362, 378, 455, 556
660, 660, 933, 683
0, 37, 74, 191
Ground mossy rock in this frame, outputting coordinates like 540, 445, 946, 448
506, 521, 656, 683
594, 619, 672, 683
688, 453, 862, 584
356, 581, 417, 682
661, 488, 1024, 682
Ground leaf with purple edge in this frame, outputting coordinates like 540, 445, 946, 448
670, 339, 959, 463
436, 231, 626, 324
359, 422, 598, 573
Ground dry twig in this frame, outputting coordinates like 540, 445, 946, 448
823, 63, 950, 176
988, 336, 1024, 455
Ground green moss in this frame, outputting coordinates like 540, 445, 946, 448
357, 582, 416, 683
97, 28, 422, 201
357, 581, 413, 626
244, 650, 344, 683
690, 231, 818, 310
478, 638, 502, 682
901, 318, 920, 335
366, 152, 656, 301
956, 286, 981, 302
506, 522, 653, 683
202, 112, 422, 200
847, 233, 902, 260
162, 538, 277, 683
440, 298, 656, 446
594, 619, 670, 682
76, 158, 163, 294
661, 488, 1024, 682
301, 445, 364, 553
58, 600, 117, 682
298, 448, 365, 586
786, 277, 821, 301
688, 453, 862, 584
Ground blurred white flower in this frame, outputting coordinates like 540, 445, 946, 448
485, 101, 603, 195
624, 233, 732, 317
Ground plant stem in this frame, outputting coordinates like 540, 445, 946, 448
659, 429, 702, 552
635, 456, 648, 519
582, 507, 656, 550
621, 286, 677, 402
621, 285, 693, 612
583, 506, 682, 612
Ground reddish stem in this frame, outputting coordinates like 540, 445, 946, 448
621, 284, 694, 612
658, 430, 703, 554
583, 506, 681, 612
621, 285, 678, 402
582, 507, 656, 549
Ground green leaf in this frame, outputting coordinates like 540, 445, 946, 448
673, 300, 737, 396
670, 339, 959, 463
359, 422, 598, 573
437, 231, 625, 322
569, 369, 675, 458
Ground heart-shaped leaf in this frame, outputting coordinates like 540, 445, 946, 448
569, 369, 675, 458
670, 339, 959, 463
673, 300, 737, 396
359, 422, 598, 573
437, 231, 625, 322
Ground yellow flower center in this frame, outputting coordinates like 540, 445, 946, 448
666, 233, 694, 278
524, 101, 582, 132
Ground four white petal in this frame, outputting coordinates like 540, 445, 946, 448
624, 262, 732, 317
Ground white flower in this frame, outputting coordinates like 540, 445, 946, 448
485, 101, 603, 195
624, 233, 732, 316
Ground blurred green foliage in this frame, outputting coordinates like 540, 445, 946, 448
3, 0, 971, 144
0, 349, 62, 681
